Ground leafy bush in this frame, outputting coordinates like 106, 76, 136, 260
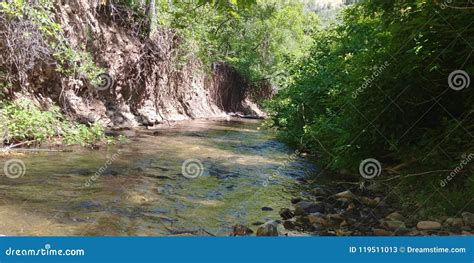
267, 1, 474, 214
1, 100, 107, 146
0, 0, 103, 84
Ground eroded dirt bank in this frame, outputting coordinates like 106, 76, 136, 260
0, 0, 267, 128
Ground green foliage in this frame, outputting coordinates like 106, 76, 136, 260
1, 100, 108, 146
267, 0, 474, 214
0, 0, 103, 81
154, 0, 318, 86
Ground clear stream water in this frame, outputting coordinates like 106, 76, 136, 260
0, 119, 316, 236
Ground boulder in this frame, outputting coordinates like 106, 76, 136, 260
416, 221, 441, 230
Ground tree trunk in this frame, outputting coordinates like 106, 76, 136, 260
148, 0, 157, 36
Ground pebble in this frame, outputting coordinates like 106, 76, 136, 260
384, 220, 406, 231
385, 212, 405, 222
372, 228, 392, 236
445, 217, 464, 227
461, 212, 474, 227
416, 221, 441, 230
334, 190, 356, 200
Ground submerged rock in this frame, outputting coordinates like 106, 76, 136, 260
279, 208, 294, 220
283, 220, 296, 230
231, 224, 254, 236
256, 221, 279, 236
294, 201, 325, 216
291, 197, 303, 204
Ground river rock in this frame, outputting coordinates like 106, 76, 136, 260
308, 214, 328, 226
231, 224, 253, 236
312, 187, 328, 196
445, 217, 464, 227
291, 197, 303, 204
333, 198, 351, 209
334, 190, 356, 200
335, 229, 352, 236
295, 215, 310, 225
384, 220, 406, 231
279, 208, 294, 220
417, 221, 441, 230
461, 212, 474, 227
283, 220, 296, 230
372, 228, 392, 236
256, 221, 279, 236
340, 220, 349, 227
359, 197, 378, 207
294, 201, 325, 216
385, 212, 405, 222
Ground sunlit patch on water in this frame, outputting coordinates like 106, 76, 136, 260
0, 119, 316, 236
